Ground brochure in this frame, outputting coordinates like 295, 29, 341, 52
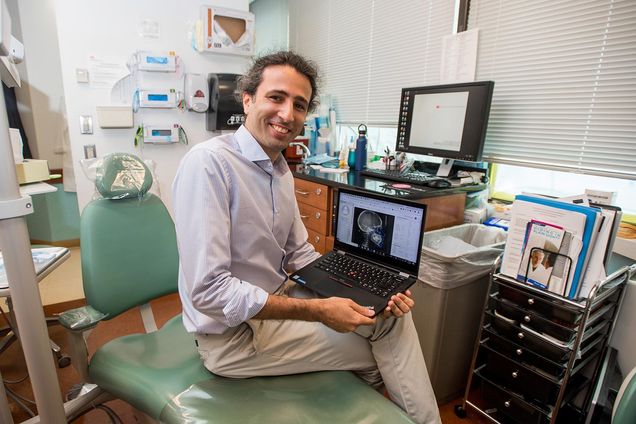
517, 221, 565, 289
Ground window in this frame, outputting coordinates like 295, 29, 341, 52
468, 0, 636, 179
289, 0, 455, 125
491, 164, 636, 218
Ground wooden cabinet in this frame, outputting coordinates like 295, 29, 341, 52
293, 178, 333, 254
417, 192, 466, 231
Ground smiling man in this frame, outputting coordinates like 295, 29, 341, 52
172, 51, 440, 424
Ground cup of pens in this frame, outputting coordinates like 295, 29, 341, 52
383, 148, 397, 170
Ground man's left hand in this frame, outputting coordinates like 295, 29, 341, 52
381, 289, 415, 319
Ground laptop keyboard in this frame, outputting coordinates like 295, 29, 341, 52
315, 252, 408, 297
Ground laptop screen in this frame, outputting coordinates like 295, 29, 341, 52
334, 188, 427, 275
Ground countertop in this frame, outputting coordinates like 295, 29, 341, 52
291, 165, 487, 200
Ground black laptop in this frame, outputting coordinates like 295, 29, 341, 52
290, 187, 427, 315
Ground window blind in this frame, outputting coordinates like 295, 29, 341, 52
289, 0, 455, 125
468, 0, 636, 179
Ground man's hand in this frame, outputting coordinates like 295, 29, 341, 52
381, 289, 415, 319
317, 297, 376, 333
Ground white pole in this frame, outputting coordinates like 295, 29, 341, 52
0, 89, 67, 421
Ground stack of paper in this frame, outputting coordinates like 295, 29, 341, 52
500, 195, 621, 300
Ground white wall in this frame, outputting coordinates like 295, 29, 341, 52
52, 0, 251, 213
9, 0, 66, 170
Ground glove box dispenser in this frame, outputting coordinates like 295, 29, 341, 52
206, 73, 245, 131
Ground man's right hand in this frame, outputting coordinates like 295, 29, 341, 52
316, 297, 376, 333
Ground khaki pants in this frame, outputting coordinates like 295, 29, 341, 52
195, 283, 441, 424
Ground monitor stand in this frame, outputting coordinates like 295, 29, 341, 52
436, 158, 454, 178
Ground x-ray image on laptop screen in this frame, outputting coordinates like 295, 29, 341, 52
336, 191, 425, 267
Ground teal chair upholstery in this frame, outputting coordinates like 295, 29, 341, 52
61, 153, 414, 423
613, 366, 636, 424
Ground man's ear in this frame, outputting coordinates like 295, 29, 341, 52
242, 92, 252, 114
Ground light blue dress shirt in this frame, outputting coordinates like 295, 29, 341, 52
172, 126, 319, 334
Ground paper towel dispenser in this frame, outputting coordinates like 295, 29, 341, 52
206, 73, 245, 131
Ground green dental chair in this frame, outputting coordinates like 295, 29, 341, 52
61, 153, 414, 423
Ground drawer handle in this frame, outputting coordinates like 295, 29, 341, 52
314, 188, 322, 196
527, 298, 535, 305
517, 332, 525, 339
504, 400, 511, 408
314, 236, 321, 243
300, 214, 310, 220
524, 315, 531, 323
295, 189, 310, 196
315, 212, 321, 219
516, 348, 523, 356
511, 370, 519, 378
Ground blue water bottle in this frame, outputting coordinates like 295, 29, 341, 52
354, 124, 367, 171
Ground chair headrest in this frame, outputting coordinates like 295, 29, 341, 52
95, 153, 153, 200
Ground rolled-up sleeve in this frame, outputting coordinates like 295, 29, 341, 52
173, 149, 269, 329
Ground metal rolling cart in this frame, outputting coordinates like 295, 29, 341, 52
454, 255, 634, 424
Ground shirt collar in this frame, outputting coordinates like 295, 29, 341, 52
235, 125, 288, 175
235, 125, 270, 163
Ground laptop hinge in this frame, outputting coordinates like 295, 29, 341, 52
399, 272, 409, 278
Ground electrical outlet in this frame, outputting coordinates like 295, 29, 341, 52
83, 144, 96, 159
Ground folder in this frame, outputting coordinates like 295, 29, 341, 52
577, 204, 621, 298
501, 195, 601, 299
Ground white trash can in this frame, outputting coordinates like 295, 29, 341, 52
411, 223, 506, 404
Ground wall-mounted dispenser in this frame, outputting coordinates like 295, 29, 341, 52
206, 73, 245, 131
185, 73, 209, 112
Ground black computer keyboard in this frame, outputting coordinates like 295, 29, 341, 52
360, 168, 441, 186
316, 252, 407, 297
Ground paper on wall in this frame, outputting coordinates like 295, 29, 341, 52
88, 55, 129, 89
440, 29, 478, 84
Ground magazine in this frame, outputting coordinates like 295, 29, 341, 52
517, 221, 566, 289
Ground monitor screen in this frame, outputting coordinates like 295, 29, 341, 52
396, 81, 494, 162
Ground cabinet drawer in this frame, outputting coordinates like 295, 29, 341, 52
306, 228, 327, 254
298, 203, 329, 234
294, 179, 330, 210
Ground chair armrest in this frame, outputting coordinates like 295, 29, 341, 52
59, 305, 108, 383
59, 305, 108, 332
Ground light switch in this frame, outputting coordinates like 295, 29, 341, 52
76, 68, 89, 83
79, 115, 93, 134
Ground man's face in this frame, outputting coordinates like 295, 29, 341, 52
242, 65, 312, 160
531, 250, 544, 265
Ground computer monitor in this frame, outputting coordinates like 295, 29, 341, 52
396, 81, 494, 176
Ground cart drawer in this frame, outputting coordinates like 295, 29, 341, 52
498, 285, 581, 325
479, 376, 549, 424
481, 345, 560, 405
483, 328, 566, 379
488, 311, 570, 363
494, 297, 577, 343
